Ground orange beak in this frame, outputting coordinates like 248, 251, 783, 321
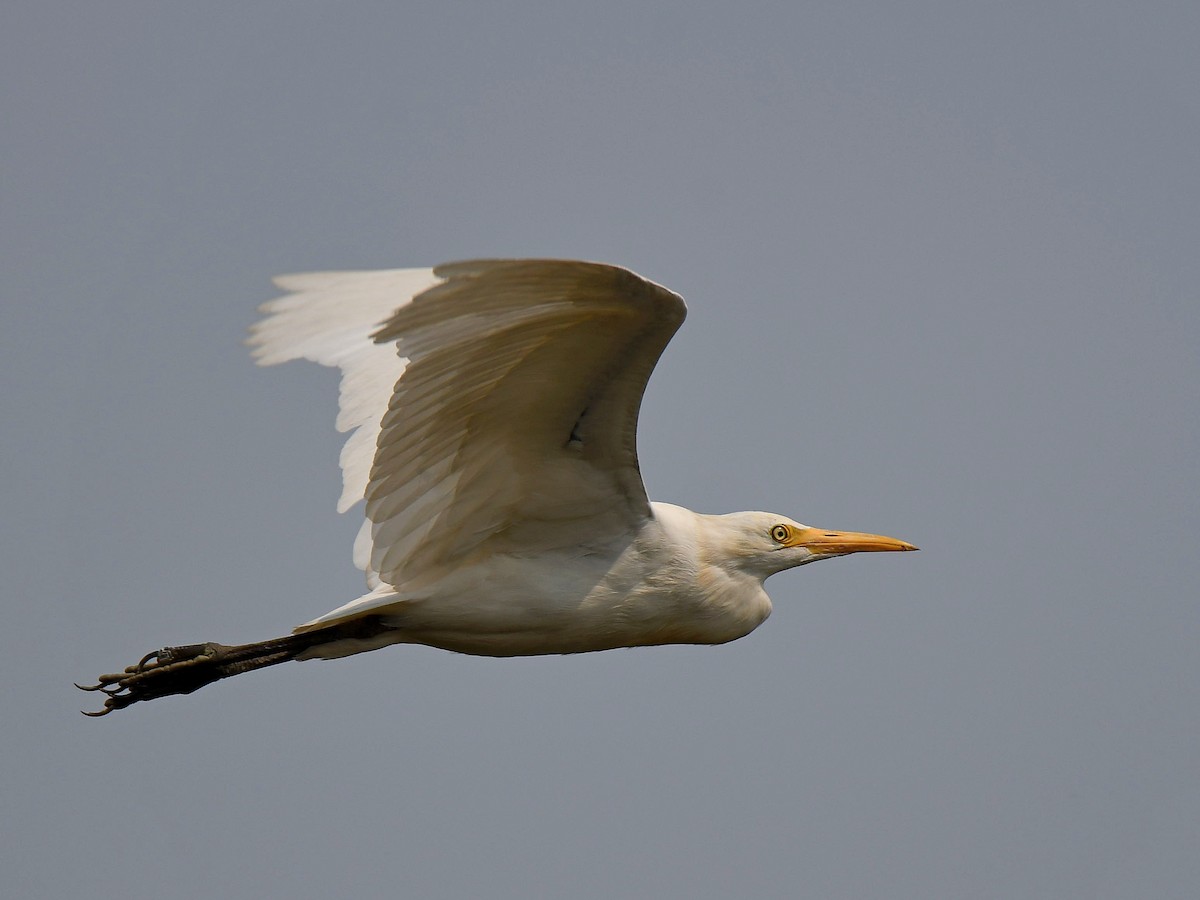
790, 527, 918, 555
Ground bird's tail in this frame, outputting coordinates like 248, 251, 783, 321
77, 616, 391, 716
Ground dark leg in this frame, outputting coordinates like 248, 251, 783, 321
77, 616, 390, 716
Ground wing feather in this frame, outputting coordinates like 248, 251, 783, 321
250, 258, 686, 592
248, 267, 440, 512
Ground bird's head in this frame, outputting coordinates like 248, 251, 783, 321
714, 511, 918, 580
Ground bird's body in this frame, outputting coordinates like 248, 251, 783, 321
302, 502, 775, 660
81, 259, 915, 714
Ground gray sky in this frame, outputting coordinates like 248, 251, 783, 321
4, 2, 1198, 898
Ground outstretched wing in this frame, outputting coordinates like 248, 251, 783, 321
248, 259, 686, 591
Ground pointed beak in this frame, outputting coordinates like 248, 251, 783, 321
791, 527, 919, 555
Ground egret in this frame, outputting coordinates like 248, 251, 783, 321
80, 259, 916, 715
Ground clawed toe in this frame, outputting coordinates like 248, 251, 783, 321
76, 643, 228, 716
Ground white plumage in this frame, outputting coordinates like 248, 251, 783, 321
80, 258, 915, 714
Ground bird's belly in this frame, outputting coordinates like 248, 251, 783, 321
381, 558, 772, 657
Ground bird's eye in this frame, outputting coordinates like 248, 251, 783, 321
771, 524, 791, 543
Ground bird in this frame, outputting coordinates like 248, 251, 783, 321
79, 259, 917, 715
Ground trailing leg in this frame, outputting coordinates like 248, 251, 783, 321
77, 616, 391, 716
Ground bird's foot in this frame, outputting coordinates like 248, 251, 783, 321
76, 642, 232, 716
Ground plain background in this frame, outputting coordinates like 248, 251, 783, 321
3, 3, 1197, 898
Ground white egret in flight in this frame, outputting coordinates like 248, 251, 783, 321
80, 259, 916, 715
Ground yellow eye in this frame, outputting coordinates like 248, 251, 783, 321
771, 524, 791, 543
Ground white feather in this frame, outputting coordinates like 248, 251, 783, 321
250, 259, 687, 627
